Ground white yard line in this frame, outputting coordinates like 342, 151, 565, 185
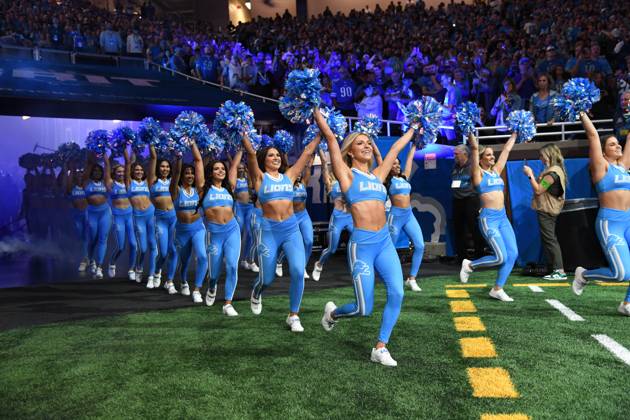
592, 334, 630, 366
528, 285, 544, 293
545, 299, 585, 321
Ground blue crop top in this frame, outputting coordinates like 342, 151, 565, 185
257, 173, 294, 204
150, 178, 171, 198
389, 176, 411, 197
235, 178, 249, 194
110, 181, 128, 200
595, 164, 630, 194
202, 185, 234, 209
293, 183, 307, 203
129, 180, 150, 198
477, 170, 504, 194
344, 168, 387, 205
85, 181, 107, 198
70, 185, 86, 200
174, 187, 200, 213
329, 181, 342, 201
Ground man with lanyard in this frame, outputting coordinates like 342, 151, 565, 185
451, 145, 484, 263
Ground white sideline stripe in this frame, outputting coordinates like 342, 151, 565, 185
529, 285, 544, 293
545, 299, 585, 321
592, 334, 630, 366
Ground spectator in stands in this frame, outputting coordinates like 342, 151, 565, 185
194, 45, 220, 84
551, 65, 568, 92
48, 17, 64, 48
537, 46, 566, 75
590, 71, 617, 119
331, 66, 357, 116
355, 84, 383, 119
126, 28, 143, 57
529, 73, 557, 124
513, 57, 536, 109
491, 78, 522, 131
168, 47, 187, 73
613, 91, 630, 141
99, 23, 122, 54
240, 54, 258, 92
472, 68, 493, 115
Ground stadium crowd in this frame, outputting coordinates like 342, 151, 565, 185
1, 0, 630, 125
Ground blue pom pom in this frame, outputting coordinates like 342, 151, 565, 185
137, 117, 161, 146
279, 69, 322, 124
455, 102, 481, 136
86, 130, 110, 156
273, 130, 294, 153
202, 132, 225, 158
171, 111, 210, 150
110, 126, 138, 155
322, 106, 348, 143
507, 110, 536, 143
302, 124, 327, 152
57, 142, 82, 162
213, 100, 255, 151
552, 78, 601, 121
399, 96, 445, 146
354, 114, 382, 139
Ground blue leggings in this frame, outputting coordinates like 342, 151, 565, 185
470, 208, 518, 288
334, 226, 404, 344
388, 206, 425, 278
279, 209, 313, 265
206, 218, 241, 301
87, 203, 112, 266
155, 208, 178, 281
133, 206, 158, 275
248, 208, 263, 262
318, 209, 354, 266
110, 207, 137, 268
72, 209, 89, 260
583, 208, 630, 301
176, 218, 208, 288
253, 215, 305, 313
235, 202, 253, 261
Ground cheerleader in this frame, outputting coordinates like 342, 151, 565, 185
232, 156, 258, 272
315, 108, 415, 367
62, 161, 89, 272
572, 113, 630, 315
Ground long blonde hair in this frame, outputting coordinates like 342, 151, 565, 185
478, 145, 493, 169
540, 144, 567, 184
340, 132, 373, 168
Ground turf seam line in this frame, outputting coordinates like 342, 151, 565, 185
528, 285, 544, 293
480, 414, 531, 420
592, 334, 630, 366
545, 299, 585, 321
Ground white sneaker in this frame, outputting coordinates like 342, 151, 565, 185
205, 287, 217, 306
304, 270, 310, 279
371, 347, 398, 367
90, 261, 97, 275
321, 301, 337, 331
240, 261, 251, 270
167, 282, 178, 295
135, 270, 142, 284
618, 302, 630, 317
192, 290, 203, 303
572, 267, 587, 296
276, 263, 283, 277
163, 279, 170, 290
107, 264, 116, 278
312, 262, 323, 281
250, 290, 262, 315
250, 262, 259, 273
286, 315, 304, 332
181, 283, 190, 296
94, 267, 103, 280
223, 304, 239, 317
78, 260, 88, 272
405, 278, 421, 292
146, 276, 154, 289
128, 270, 136, 282
489, 288, 514, 302
151, 276, 161, 289
460, 259, 472, 283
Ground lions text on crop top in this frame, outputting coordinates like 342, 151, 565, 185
595, 164, 630, 194
129, 180, 150, 198
202, 185, 233, 209
150, 178, 171, 198
174, 187, 199, 212
257, 173, 294, 204
344, 168, 387, 205
476, 170, 504, 194
388, 176, 411, 196
293, 183, 307, 203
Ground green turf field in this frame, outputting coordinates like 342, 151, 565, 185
1, 272, 628, 419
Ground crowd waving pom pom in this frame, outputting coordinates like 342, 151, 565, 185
552, 78, 601, 121
354, 114, 382, 139
86, 129, 110, 157
455, 102, 481, 137
213, 100, 255, 150
399, 96, 445, 146
279, 69, 322, 124
273, 130, 294, 153
507, 110, 536, 143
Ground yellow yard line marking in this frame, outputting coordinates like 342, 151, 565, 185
454, 316, 486, 332
446, 289, 470, 298
467, 367, 519, 398
460, 337, 497, 358
481, 414, 531, 420
595, 282, 626, 287
445, 284, 488, 288
512, 283, 569, 287
450, 300, 477, 313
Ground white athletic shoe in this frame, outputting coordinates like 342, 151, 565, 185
146, 276, 154, 289
167, 282, 178, 295
371, 347, 398, 367
249, 262, 260, 273
128, 270, 136, 282
90, 261, 97, 275
151, 275, 161, 289
276, 263, 283, 277
192, 290, 203, 303
489, 288, 514, 302
405, 278, 422, 292
618, 302, 630, 317
303, 270, 310, 279
240, 261, 251, 270
223, 304, 238, 317
572, 267, 587, 296
250, 290, 262, 315
181, 283, 190, 296
321, 301, 337, 332
205, 287, 217, 306
312, 262, 323, 281
286, 315, 304, 332
78, 260, 88, 272
459, 259, 472, 283
107, 264, 116, 278
135, 270, 142, 284
94, 267, 103, 280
